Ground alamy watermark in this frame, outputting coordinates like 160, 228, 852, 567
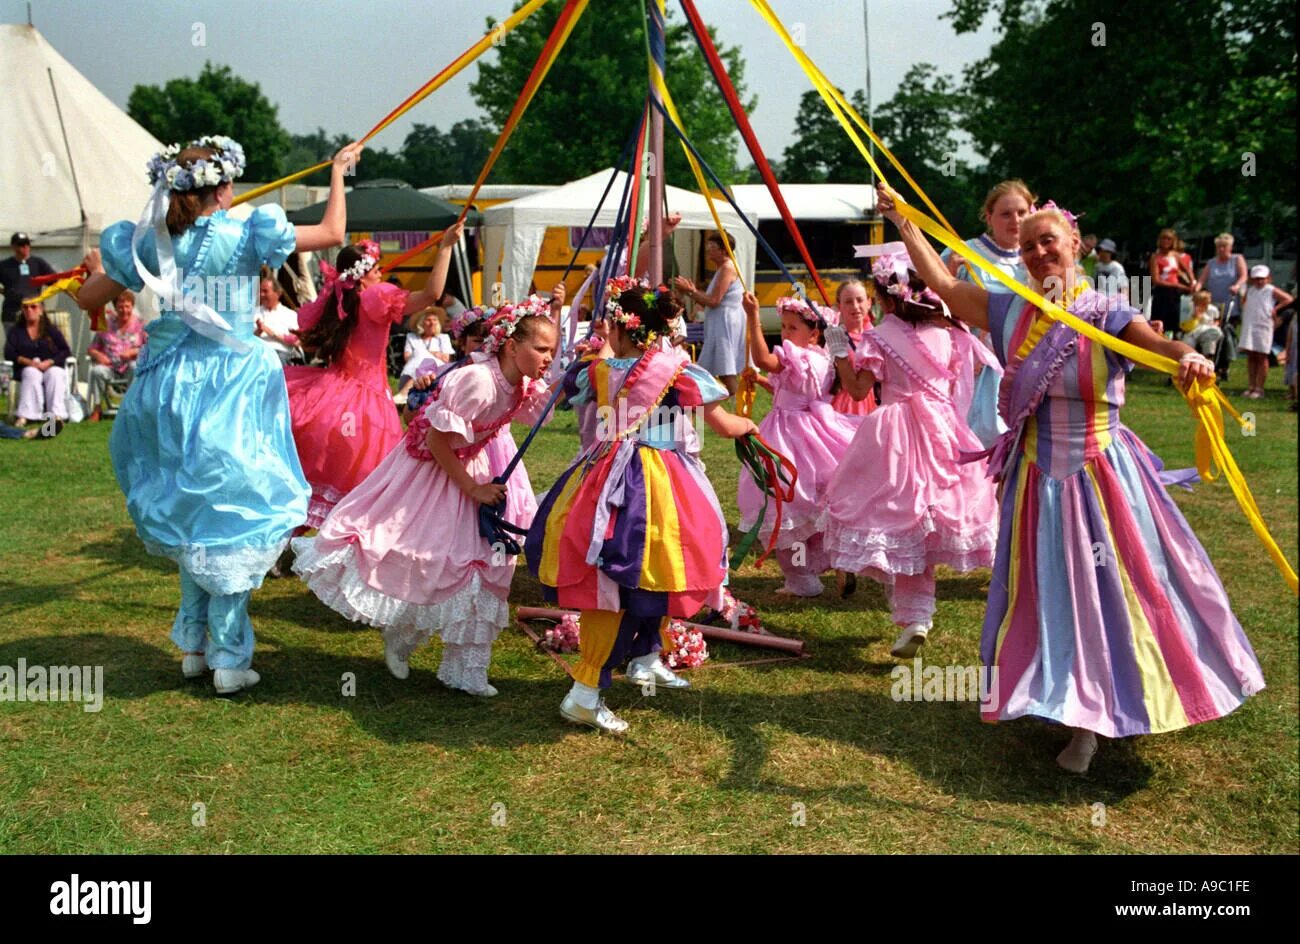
593, 401, 706, 443
890, 657, 999, 711
0, 659, 103, 713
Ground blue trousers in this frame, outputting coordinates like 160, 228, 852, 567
169, 567, 255, 670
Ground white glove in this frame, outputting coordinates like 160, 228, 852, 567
824, 325, 852, 360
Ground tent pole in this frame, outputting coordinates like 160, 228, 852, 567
646, 1, 666, 283
47, 67, 88, 253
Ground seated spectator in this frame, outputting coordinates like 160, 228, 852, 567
396, 306, 452, 397
4, 299, 70, 426
253, 276, 302, 366
1180, 290, 1223, 358
86, 289, 145, 421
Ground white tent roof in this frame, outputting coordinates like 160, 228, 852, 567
0, 24, 161, 246
480, 169, 758, 301
729, 183, 875, 221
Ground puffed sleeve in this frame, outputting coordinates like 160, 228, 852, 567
673, 362, 730, 406
564, 356, 596, 406
360, 281, 408, 326
850, 331, 886, 381
428, 363, 494, 441
248, 205, 296, 269
100, 220, 146, 291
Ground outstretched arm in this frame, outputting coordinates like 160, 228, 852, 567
404, 220, 466, 316
743, 292, 780, 373
295, 142, 365, 253
876, 183, 990, 330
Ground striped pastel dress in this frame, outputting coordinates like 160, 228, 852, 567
980, 292, 1264, 737
526, 348, 730, 618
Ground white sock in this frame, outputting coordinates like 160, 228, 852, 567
569, 680, 600, 710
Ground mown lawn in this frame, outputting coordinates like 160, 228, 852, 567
0, 366, 1295, 853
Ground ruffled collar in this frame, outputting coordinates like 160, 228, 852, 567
191, 209, 229, 227
978, 233, 1021, 259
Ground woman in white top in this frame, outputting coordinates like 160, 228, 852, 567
397, 306, 453, 396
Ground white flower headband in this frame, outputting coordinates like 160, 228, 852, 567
146, 135, 247, 192
481, 296, 552, 354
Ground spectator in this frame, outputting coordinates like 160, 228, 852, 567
1179, 290, 1223, 358
86, 290, 146, 421
1149, 228, 1194, 333
0, 233, 56, 327
438, 291, 467, 319
1093, 238, 1127, 298
396, 306, 452, 398
253, 276, 302, 366
1, 419, 41, 440
672, 231, 743, 397
1239, 265, 1296, 398
1194, 233, 1247, 317
4, 299, 70, 425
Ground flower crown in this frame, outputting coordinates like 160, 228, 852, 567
777, 295, 839, 329
604, 276, 673, 346
146, 135, 247, 192
870, 251, 943, 312
336, 240, 381, 288
450, 305, 493, 340
481, 295, 553, 354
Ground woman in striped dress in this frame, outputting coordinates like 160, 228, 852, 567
876, 184, 1264, 774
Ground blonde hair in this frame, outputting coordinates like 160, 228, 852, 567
1019, 208, 1081, 294
1157, 227, 1184, 252
409, 306, 447, 334
1193, 290, 1211, 306
981, 179, 1037, 223
835, 277, 867, 304
1215, 232, 1234, 246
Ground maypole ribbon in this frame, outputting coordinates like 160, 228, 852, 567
893, 194, 1297, 592
380, 0, 590, 277
679, 0, 830, 306
732, 433, 798, 569
233, 0, 554, 206
747, 0, 975, 282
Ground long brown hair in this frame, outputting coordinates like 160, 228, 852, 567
165, 146, 222, 235
296, 245, 369, 365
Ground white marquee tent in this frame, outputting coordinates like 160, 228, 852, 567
480, 169, 758, 301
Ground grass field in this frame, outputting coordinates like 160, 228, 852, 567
0, 367, 1295, 854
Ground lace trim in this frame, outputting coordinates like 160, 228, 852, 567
305, 486, 348, 529
738, 509, 824, 549
141, 537, 291, 595
823, 513, 996, 576
292, 540, 508, 646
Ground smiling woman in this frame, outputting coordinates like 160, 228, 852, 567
875, 182, 1265, 775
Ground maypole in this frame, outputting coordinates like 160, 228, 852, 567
645, 0, 668, 283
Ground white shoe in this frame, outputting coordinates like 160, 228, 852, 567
626, 656, 691, 690
890, 622, 931, 659
213, 668, 260, 695
1057, 731, 1099, 774
181, 653, 207, 679
560, 692, 629, 733
384, 639, 410, 680
448, 680, 498, 698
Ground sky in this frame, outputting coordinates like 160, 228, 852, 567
3, 0, 1000, 169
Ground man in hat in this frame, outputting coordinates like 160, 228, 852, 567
0, 233, 56, 327
1092, 238, 1127, 299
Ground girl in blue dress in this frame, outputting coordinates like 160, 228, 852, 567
76, 136, 363, 695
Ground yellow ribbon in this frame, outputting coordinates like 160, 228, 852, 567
232, 0, 554, 207
896, 197, 1297, 592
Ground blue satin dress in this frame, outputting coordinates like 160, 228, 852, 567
101, 206, 309, 670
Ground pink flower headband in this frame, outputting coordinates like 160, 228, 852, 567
450, 305, 493, 340
604, 276, 674, 344
777, 295, 839, 328
869, 250, 943, 312
481, 295, 552, 354
1031, 200, 1082, 227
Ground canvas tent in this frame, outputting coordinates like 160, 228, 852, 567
1, 23, 165, 368
480, 169, 757, 301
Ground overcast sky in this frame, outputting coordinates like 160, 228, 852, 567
4, 0, 998, 167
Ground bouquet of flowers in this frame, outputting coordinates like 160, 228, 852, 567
662, 619, 708, 669
540, 612, 582, 653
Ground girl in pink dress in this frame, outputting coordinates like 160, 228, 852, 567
822, 251, 1000, 657
293, 302, 559, 696
737, 292, 861, 596
829, 278, 878, 416
286, 223, 463, 528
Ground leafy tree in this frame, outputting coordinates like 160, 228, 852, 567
781, 89, 873, 183
946, 0, 1297, 250
470, 1, 752, 185
127, 63, 291, 181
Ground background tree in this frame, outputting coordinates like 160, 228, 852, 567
127, 63, 291, 181
471, 1, 752, 185
781, 89, 873, 183
946, 0, 1297, 253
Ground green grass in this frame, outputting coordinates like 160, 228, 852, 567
0, 367, 1296, 854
